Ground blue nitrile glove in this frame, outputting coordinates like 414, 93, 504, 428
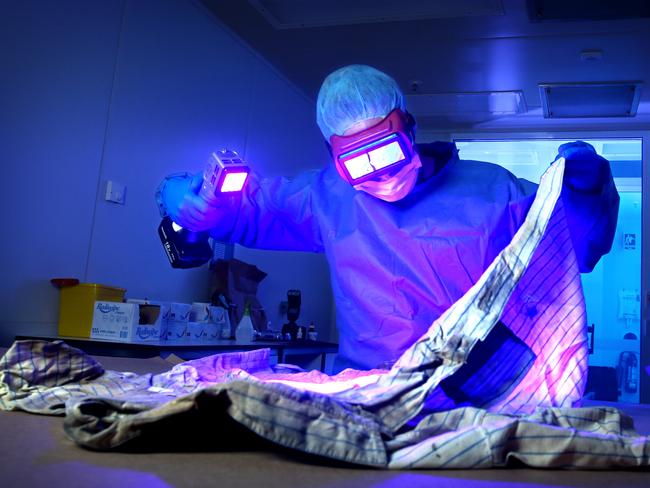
556, 141, 608, 193
157, 172, 221, 232
555, 140, 619, 272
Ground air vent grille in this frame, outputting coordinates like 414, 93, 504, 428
538, 82, 642, 118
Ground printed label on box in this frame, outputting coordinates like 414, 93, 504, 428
165, 321, 190, 343
91, 302, 136, 341
91, 301, 162, 342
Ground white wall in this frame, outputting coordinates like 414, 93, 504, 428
0, 0, 123, 341
0, 0, 333, 344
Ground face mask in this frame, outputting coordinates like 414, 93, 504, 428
353, 154, 422, 202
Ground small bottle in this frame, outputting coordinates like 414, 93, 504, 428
307, 321, 317, 341
236, 303, 255, 343
282, 322, 298, 341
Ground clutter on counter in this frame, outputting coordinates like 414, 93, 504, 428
52, 277, 320, 345
52, 280, 232, 344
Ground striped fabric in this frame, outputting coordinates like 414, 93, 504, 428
0, 341, 273, 414
1, 159, 648, 468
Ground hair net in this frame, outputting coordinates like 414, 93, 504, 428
316, 64, 406, 141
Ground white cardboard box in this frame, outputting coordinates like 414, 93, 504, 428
164, 321, 191, 342
91, 301, 162, 342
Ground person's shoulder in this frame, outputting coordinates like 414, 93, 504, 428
275, 165, 331, 184
291, 163, 352, 197
461, 158, 539, 198
417, 141, 514, 176
417, 141, 458, 162
458, 157, 515, 176
419, 141, 537, 197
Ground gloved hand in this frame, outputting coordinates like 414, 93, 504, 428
161, 172, 223, 232
558, 140, 596, 159
556, 141, 607, 192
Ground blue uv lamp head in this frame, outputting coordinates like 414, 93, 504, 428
199, 150, 250, 202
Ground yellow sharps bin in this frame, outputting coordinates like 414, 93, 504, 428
57, 283, 126, 337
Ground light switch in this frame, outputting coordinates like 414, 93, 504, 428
105, 180, 126, 204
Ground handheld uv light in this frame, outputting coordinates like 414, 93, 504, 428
158, 150, 249, 269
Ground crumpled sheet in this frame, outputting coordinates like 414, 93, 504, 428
1, 159, 648, 468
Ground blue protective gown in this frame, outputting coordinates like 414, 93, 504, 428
206, 141, 619, 370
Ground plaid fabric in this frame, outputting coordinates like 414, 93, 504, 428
1, 160, 648, 468
0, 341, 273, 414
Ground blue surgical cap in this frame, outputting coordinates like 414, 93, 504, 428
316, 64, 406, 141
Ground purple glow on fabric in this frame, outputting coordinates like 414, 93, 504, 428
495, 197, 588, 413
267, 371, 386, 394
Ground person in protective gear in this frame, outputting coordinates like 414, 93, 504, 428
157, 64, 619, 372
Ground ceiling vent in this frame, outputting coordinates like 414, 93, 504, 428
527, 0, 650, 22
248, 0, 504, 29
538, 82, 643, 118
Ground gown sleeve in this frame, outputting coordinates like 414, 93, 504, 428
207, 170, 326, 253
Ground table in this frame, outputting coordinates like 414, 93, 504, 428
15, 335, 339, 372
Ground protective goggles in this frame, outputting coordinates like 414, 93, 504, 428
330, 109, 415, 185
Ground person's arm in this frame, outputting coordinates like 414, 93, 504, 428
209, 170, 327, 252
557, 141, 620, 273
157, 170, 325, 253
